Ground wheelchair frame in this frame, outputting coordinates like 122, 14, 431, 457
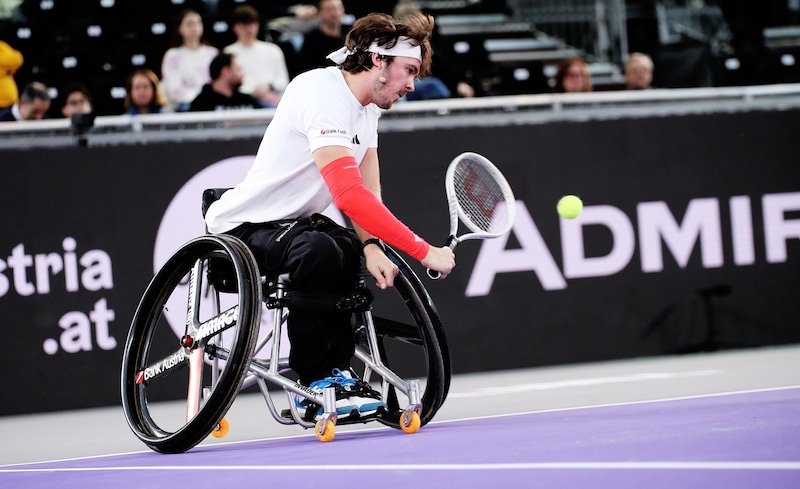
121, 194, 451, 454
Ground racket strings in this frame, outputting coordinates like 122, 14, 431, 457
453, 159, 512, 233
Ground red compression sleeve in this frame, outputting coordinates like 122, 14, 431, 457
321, 156, 430, 260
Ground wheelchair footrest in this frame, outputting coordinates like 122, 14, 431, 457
279, 406, 388, 425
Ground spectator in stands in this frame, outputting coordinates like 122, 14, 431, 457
393, 1, 476, 100
553, 57, 593, 93
59, 82, 92, 119
224, 4, 290, 108
298, 0, 350, 74
189, 53, 260, 112
0, 41, 24, 110
0, 81, 50, 121
624, 52, 654, 90
123, 68, 167, 115
161, 9, 219, 112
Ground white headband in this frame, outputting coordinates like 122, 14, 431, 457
326, 36, 421, 65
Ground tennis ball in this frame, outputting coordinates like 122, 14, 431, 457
557, 195, 583, 219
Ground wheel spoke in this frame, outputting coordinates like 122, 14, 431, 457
133, 347, 190, 385
121, 235, 262, 453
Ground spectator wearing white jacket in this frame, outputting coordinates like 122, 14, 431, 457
224, 5, 290, 108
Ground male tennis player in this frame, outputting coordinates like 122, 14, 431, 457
204, 12, 455, 421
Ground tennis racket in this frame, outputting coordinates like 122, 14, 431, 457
427, 152, 516, 279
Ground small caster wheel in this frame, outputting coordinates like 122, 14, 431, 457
400, 410, 421, 434
316, 418, 336, 442
211, 417, 230, 438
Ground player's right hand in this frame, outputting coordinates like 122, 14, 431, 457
421, 246, 455, 279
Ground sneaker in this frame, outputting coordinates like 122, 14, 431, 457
337, 368, 387, 417
293, 373, 357, 422
293, 368, 387, 421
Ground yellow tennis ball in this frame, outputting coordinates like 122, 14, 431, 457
557, 195, 583, 219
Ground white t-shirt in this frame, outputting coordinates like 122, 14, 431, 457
205, 67, 380, 233
161, 45, 219, 106
224, 41, 290, 95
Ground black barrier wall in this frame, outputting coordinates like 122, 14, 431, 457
1, 109, 799, 415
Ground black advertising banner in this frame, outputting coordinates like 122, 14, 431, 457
1, 109, 798, 415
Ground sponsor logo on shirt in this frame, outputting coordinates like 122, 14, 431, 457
320, 128, 347, 135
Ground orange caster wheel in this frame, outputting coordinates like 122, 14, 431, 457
315, 418, 336, 442
211, 417, 230, 438
400, 410, 421, 434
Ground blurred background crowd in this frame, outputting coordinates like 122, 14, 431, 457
1, 0, 798, 120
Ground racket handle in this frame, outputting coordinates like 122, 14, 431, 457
426, 236, 458, 280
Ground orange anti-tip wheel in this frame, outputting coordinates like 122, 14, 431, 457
400, 411, 421, 434
315, 418, 336, 442
211, 417, 230, 438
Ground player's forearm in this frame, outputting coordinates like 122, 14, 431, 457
321, 156, 429, 260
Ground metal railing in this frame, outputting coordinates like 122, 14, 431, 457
1, 83, 799, 149
509, 0, 629, 64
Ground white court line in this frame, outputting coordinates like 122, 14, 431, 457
438, 384, 800, 425
448, 370, 722, 398
2, 462, 800, 474
2, 385, 798, 470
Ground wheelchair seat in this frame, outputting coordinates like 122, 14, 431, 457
201, 188, 242, 293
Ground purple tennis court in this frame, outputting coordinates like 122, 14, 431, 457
3, 378, 798, 489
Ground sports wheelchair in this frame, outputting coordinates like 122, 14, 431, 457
121, 189, 451, 454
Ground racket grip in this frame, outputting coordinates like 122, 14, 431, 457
426, 236, 458, 280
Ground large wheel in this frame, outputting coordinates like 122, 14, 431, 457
356, 246, 450, 429
121, 235, 262, 453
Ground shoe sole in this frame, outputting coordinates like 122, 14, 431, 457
280, 404, 388, 422
281, 405, 359, 422
356, 402, 388, 417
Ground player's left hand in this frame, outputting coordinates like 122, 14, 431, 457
364, 246, 399, 289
